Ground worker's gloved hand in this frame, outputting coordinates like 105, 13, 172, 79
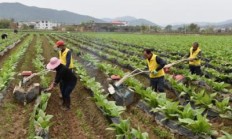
153, 70, 158, 75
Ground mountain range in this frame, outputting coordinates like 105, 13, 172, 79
0, 2, 103, 24
0, 2, 232, 28
0, 2, 158, 26
171, 19, 232, 29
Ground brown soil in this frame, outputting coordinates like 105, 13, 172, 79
0, 34, 39, 139
41, 35, 58, 63
210, 117, 232, 135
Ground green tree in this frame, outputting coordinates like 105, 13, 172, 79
0, 19, 11, 28
204, 26, 214, 33
140, 25, 149, 33
188, 23, 200, 33
164, 25, 172, 32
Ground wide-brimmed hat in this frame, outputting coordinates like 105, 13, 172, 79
46, 57, 61, 70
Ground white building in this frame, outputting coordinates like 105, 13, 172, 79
35, 20, 60, 30
111, 21, 128, 26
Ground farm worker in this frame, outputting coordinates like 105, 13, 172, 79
1, 33, 7, 39
55, 40, 74, 98
185, 42, 202, 75
45, 57, 77, 111
144, 49, 166, 92
55, 40, 74, 70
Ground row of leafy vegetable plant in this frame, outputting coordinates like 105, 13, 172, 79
165, 74, 232, 119
0, 33, 26, 54
53, 33, 228, 103
80, 33, 232, 68
53, 33, 232, 138
55, 34, 146, 70
73, 36, 232, 122
58, 31, 212, 136
58, 32, 230, 96
29, 34, 53, 139
79, 52, 217, 137
57, 33, 231, 100
70, 33, 232, 84
60, 33, 231, 85
0, 34, 32, 92
49, 33, 149, 139
74, 61, 149, 139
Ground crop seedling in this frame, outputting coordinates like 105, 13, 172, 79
178, 114, 212, 135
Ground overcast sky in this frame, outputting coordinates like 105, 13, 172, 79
1, 0, 232, 25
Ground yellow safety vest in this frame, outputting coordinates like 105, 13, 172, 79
59, 48, 74, 69
189, 47, 201, 66
147, 54, 165, 78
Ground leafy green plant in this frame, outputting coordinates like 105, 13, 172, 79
212, 82, 230, 91
152, 101, 180, 120
107, 119, 131, 139
190, 90, 217, 108
107, 119, 149, 139
34, 109, 53, 132
214, 97, 231, 114
131, 127, 149, 139
179, 114, 212, 134
96, 100, 125, 117
144, 90, 159, 108
178, 103, 205, 119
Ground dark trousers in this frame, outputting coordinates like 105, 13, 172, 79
150, 76, 165, 92
189, 65, 202, 75
60, 80, 77, 108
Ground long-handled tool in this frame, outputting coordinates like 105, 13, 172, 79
108, 59, 189, 106
164, 58, 189, 69
114, 69, 149, 87
22, 69, 51, 84
108, 68, 149, 106
114, 59, 188, 87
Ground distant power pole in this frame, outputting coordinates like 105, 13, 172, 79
184, 24, 187, 34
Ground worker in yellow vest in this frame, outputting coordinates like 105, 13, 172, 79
186, 42, 202, 75
144, 49, 166, 92
55, 40, 74, 70
55, 40, 75, 99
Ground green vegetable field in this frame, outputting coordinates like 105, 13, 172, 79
0, 31, 232, 139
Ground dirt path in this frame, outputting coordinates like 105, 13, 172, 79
43, 35, 114, 139
0, 35, 39, 139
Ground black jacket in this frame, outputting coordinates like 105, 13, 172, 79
54, 64, 77, 85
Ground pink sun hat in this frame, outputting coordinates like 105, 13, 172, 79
46, 57, 61, 70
